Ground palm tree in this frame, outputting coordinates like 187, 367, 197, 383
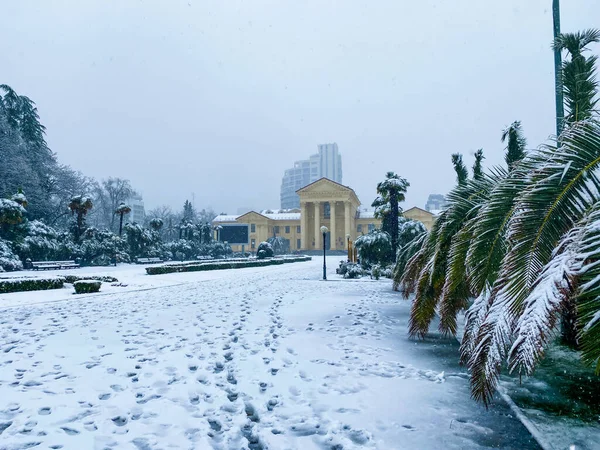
553, 29, 600, 124
115, 203, 131, 236
501, 121, 527, 170
372, 172, 409, 258
68, 195, 93, 243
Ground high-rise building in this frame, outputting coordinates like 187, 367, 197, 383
280, 143, 343, 209
425, 194, 447, 214
126, 194, 145, 224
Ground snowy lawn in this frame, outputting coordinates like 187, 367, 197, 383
0, 257, 539, 449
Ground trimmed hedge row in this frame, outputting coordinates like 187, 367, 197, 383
0, 277, 65, 294
74, 280, 102, 294
146, 256, 312, 275
64, 275, 118, 284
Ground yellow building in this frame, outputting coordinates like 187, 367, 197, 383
212, 178, 435, 252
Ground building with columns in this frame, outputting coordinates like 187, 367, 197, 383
212, 178, 434, 253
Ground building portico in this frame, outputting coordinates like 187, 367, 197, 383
297, 178, 361, 251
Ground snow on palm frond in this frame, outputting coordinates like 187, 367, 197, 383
459, 284, 492, 365
508, 218, 582, 376
393, 230, 427, 292
509, 200, 600, 376
439, 222, 473, 336
466, 121, 600, 404
465, 167, 523, 296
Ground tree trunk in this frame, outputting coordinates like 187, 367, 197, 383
76, 211, 83, 243
390, 189, 399, 258
119, 213, 124, 236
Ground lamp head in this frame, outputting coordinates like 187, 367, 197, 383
320, 225, 328, 234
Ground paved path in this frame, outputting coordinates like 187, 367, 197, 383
0, 257, 539, 449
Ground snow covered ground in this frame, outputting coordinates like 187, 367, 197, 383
0, 257, 540, 449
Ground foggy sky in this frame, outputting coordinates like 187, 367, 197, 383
3, 0, 599, 214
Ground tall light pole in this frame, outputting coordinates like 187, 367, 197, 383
553, 0, 564, 137
320, 226, 328, 280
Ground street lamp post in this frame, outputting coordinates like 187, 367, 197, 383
320, 225, 328, 280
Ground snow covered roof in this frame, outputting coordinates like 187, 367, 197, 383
429, 209, 444, 216
212, 212, 301, 222
357, 210, 376, 219
263, 213, 301, 221
212, 214, 240, 223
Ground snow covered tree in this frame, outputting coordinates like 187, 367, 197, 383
182, 200, 196, 223
371, 172, 409, 258
451, 154, 468, 186
149, 218, 164, 232
93, 178, 134, 232
501, 121, 527, 170
472, 149, 484, 180
267, 236, 289, 255
354, 230, 392, 268
68, 195, 93, 244
553, 29, 600, 124
256, 241, 274, 259
0, 238, 22, 272
115, 202, 131, 236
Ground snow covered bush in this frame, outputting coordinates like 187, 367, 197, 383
73, 280, 102, 294
256, 241, 274, 259
78, 227, 129, 266
354, 230, 392, 268
0, 276, 64, 293
0, 238, 22, 272
371, 264, 382, 280
267, 236, 290, 255
344, 263, 363, 279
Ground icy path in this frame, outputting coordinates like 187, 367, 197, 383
0, 258, 539, 450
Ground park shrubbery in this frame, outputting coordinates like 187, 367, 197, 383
146, 256, 311, 275
0, 276, 64, 294
73, 280, 102, 294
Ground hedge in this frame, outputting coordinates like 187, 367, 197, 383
64, 275, 118, 284
0, 276, 65, 294
146, 256, 312, 275
73, 280, 102, 294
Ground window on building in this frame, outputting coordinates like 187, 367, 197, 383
323, 202, 330, 218
357, 224, 363, 233
274, 225, 280, 234
285, 226, 290, 234
251, 239, 256, 249
250, 223, 256, 232
296, 225, 301, 233
297, 239, 301, 249
368, 223, 376, 232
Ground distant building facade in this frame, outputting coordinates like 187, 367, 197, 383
214, 178, 435, 253
126, 194, 145, 224
280, 143, 343, 209
425, 194, 447, 214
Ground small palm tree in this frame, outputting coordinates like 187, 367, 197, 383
68, 195, 93, 243
372, 172, 409, 257
115, 203, 131, 236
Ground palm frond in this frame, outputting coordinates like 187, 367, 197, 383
467, 121, 600, 403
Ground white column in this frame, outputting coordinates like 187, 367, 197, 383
345, 201, 351, 240
330, 201, 336, 250
300, 201, 307, 250
314, 202, 320, 249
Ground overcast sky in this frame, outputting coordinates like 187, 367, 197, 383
3, 0, 599, 214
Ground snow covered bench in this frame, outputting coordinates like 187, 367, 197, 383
31, 260, 80, 270
136, 257, 163, 264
